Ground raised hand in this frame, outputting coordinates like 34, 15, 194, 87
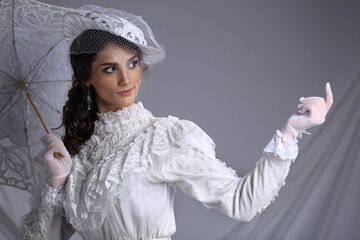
40, 134, 72, 188
283, 83, 334, 139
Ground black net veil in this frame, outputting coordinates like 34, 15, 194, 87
62, 5, 166, 69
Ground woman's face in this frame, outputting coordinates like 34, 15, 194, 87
86, 43, 142, 113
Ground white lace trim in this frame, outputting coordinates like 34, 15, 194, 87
263, 130, 299, 162
63, 112, 237, 231
20, 167, 65, 240
256, 129, 299, 213
1, 0, 74, 40
96, 101, 147, 125
0, 0, 74, 194
64, 103, 159, 230
64, 117, 180, 230
80, 101, 153, 173
41, 183, 65, 210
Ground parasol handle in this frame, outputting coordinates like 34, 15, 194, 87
25, 93, 62, 158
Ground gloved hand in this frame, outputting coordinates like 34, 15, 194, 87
282, 83, 334, 140
40, 134, 72, 188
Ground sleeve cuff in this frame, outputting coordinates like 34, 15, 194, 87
41, 183, 65, 210
263, 130, 299, 162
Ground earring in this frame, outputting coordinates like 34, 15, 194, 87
87, 87, 92, 111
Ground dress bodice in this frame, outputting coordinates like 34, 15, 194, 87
21, 101, 298, 240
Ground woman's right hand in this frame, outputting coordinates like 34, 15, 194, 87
40, 134, 72, 188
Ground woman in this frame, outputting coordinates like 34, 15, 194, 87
20, 5, 333, 240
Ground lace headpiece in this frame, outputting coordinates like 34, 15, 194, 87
62, 5, 166, 68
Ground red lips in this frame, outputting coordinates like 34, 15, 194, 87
118, 88, 133, 95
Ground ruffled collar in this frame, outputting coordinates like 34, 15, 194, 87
97, 101, 147, 123
94, 101, 153, 135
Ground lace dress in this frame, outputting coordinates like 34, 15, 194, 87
20, 101, 299, 240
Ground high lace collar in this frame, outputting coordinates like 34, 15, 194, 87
94, 101, 153, 135
97, 101, 150, 124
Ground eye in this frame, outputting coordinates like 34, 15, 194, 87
104, 67, 115, 73
129, 60, 139, 69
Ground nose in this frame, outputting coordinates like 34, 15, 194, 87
118, 70, 130, 86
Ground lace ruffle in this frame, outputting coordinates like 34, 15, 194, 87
63, 106, 170, 229
154, 117, 237, 178
41, 184, 65, 210
20, 165, 64, 239
63, 117, 159, 230
21, 207, 53, 240
64, 102, 157, 230
96, 101, 148, 126
80, 102, 153, 172
263, 130, 299, 162
64, 113, 237, 231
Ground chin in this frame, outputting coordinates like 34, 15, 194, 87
119, 98, 136, 109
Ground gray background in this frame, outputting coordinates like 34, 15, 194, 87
1, 0, 360, 239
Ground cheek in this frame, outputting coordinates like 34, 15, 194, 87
91, 75, 115, 94
132, 71, 142, 87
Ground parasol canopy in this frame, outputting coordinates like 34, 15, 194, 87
0, 0, 81, 192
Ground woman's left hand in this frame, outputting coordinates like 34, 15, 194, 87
284, 83, 334, 139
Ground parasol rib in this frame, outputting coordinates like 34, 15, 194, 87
0, 92, 20, 95
30, 80, 72, 84
11, 0, 23, 84
27, 88, 62, 114
0, 0, 75, 192
0, 70, 18, 84
0, 90, 21, 116
25, 39, 63, 86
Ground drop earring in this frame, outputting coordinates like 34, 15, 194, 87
87, 87, 92, 110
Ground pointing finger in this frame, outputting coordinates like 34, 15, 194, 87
325, 82, 333, 111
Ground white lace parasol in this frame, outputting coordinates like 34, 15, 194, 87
0, 0, 80, 192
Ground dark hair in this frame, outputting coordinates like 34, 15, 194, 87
61, 29, 146, 156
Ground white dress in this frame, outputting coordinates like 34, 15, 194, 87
21, 101, 299, 240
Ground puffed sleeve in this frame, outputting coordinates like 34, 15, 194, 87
20, 152, 75, 240
151, 117, 297, 222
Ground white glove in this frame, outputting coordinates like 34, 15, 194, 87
283, 83, 334, 140
40, 134, 72, 188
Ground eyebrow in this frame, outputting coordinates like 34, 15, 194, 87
127, 55, 139, 62
99, 62, 119, 67
98, 55, 139, 67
